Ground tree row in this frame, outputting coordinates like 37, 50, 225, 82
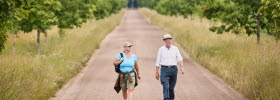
0, 0, 128, 53
139, 0, 280, 44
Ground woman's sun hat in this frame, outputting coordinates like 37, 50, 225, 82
123, 42, 133, 47
163, 34, 173, 40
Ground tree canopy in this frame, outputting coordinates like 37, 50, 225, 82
139, 0, 280, 43
0, 0, 127, 53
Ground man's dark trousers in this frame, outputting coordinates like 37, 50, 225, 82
160, 66, 178, 100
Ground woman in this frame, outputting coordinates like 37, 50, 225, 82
113, 42, 140, 100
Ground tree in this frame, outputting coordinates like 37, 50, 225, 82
92, 0, 127, 19
111, 0, 128, 13
128, 0, 139, 8
55, 0, 95, 38
0, 0, 127, 53
139, 0, 159, 9
140, 0, 197, 19
20, 0, 61, 54
0, 33, 7, 53
259, 0, 280, 43
92, 0, 112, 19
202, 0, 265, 44
0, 0, 29, 52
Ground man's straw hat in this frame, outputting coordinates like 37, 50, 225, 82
163, 34, 173, 40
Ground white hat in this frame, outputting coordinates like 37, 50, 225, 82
163, 34, 173, 40
123, 42, 133, 47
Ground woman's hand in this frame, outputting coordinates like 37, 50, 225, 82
120, 57, 124, 62
113, 57, 124, 66
137, 74, 141, 80
135, 62, 140, 80
118, 57, 124, 64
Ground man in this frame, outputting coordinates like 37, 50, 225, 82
155, 34, 185, 100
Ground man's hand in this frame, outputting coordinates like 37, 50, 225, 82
180, 66, 185, 74
155, 72, 159, 80
178, 61, 185, 74
155, 67, 160, 80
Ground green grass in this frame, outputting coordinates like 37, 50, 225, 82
0, 10, 125, 100
139, 8, 280, 100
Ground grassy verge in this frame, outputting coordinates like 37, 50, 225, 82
139, 8, 280, 100
0, 10, 125, 100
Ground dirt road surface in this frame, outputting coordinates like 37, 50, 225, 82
50, 9, 247, 100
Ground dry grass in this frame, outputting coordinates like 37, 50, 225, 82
139, 8, 280, 100
0, 10, 125, 100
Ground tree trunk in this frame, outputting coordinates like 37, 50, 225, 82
275, 20, 278, 44
190, 14, 193, 21
44, 32, 48, 49
59, 28, 65, 38
12, 31, 17, 57
37, 30, 41, 55
256, 14, 261, 44
267, 27, 270, 34
200, 17, 203, 23
210, 19, 213, 28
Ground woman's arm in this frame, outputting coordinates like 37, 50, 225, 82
113, 58, 123, 66
135, 62, 141, 79
135, 62, 139, 74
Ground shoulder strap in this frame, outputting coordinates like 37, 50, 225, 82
120, 53, 123, 58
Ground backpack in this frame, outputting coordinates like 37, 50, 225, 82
115, 53, 123, 73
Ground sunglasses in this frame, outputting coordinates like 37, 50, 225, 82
126, 46, 132, 47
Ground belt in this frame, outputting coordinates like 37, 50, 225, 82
119, 69, 135, 83
161, 65, 177, 68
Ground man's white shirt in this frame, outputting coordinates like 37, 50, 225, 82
155, 45, 183, 67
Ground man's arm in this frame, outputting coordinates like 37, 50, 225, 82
178, 60, 183, 67
155, 48, 161, 80
156, 67, 160, 80
155, 48, 161, 67
178, 61, 185, 74
176, 48, 185, 74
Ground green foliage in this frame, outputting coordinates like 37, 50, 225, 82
259, 0, 280, 41
0, 33, 7, 52
55, 0, 127, 36
93, 0, 112, 19
0, 10, 125, 100
203, 0, 261, 35
111, 0, 128, 13
140, 0, 196, 18
128, 0, 138, 8
139, 0, 159, 9
202, 0, 280, 42
93, 0, 127, 20
140, 8, 280, 100
55, 0, 127, 30
0, 0, 127, 53
0, 0, 29, 52
20, 0, 61, 33
140, 0, 280, 42
55, 0, 95, 30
